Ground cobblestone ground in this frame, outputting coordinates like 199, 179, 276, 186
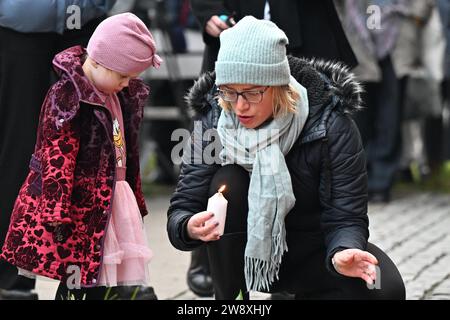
368, 192, 450, 300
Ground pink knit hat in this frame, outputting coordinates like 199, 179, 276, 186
87, 13, 162, 74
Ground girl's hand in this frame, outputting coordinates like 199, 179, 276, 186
332, 249, 378, 285
187, 211, 221, 242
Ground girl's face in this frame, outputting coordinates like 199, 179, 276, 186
220, 84, 273, 129
84, 58, 140, 94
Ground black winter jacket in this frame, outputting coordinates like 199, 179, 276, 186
167, 56, 368, 277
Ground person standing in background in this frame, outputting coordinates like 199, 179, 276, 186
190, 0, 357, 72
431, 0, 450, 169
185, 0, 358, 297
391, 0, 445, 184
335, 0, 406, 203
440, 0, 450, 159
0, 0, 116, 300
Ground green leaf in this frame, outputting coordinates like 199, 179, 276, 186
104, 287, 113, 300
235, 290, 244, 300
130, 287, 140, 300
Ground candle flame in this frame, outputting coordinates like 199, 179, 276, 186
218, 185, 226, 193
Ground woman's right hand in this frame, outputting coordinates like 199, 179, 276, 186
205, 15, 231, 37
187, 211, 221, 242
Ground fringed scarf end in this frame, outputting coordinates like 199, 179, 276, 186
245, 231, 288, 292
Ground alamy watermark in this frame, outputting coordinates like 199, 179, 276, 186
367, 265, 382, 290
65, 5, 382, 33
170, 121, 281, 175
367, 5, 382, 30
64, 263, 381, 292
66, 265, 81, 290
66, 5, 81, 30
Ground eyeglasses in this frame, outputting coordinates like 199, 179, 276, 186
218, 86, 269, 104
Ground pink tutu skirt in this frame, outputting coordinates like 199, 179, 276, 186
98, 181, 153, 287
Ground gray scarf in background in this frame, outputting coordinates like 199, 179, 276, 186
217, 76, 309, 291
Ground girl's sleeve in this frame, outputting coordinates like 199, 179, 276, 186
38, 88, 81, 225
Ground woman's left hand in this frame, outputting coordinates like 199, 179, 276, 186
332, 249, 378, 285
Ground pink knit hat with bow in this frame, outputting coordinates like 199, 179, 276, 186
87, 12, 162, 74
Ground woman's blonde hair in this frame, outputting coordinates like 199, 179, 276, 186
218, 84, 300, 118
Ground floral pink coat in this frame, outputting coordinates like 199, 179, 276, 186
0, 46, 149, 287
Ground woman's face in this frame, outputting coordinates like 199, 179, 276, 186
86, 59, 140, 94
221, 84, 273, 129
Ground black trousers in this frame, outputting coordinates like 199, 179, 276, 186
207, 165, 406, 299
442, 79, 450, 159
353, 56, 401, 193
0, 17, 104, 290
424, 79, 450, 166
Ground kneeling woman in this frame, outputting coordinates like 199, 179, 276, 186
167, 16, 405, 300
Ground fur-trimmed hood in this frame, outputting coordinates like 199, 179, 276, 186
185, 56, 363, 116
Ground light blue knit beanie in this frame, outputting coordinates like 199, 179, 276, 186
215, 16, 291, 86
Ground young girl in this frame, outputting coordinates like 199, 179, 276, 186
0, 13, 162, 300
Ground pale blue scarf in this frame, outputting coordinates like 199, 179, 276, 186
217, 76, 309, 291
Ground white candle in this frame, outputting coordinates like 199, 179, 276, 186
206, 185, 228, 236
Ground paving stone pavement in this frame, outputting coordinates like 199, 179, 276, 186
35, 191, 450, 300
367, 192, 450, 300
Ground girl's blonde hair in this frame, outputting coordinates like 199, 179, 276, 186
218, 84, 300, 118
